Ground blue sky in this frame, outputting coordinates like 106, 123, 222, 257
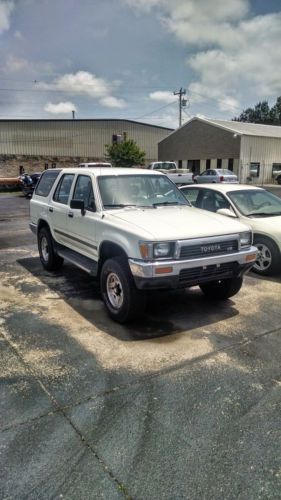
0, 0, 281, 128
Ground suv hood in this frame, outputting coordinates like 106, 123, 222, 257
111, 205, 249, 240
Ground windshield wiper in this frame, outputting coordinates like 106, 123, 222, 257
152, 201, 186, 207
103, 203, 137, 208
247, 212, 281, 217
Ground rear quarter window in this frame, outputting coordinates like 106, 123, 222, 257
35, 170, 61, 197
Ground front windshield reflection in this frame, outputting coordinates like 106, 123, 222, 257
228, 189, 281, 217
98, 174, 189, 209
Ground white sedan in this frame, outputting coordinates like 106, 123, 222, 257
180, 184, 281, 276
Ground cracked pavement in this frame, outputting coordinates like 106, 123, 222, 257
0, 193, 281, 499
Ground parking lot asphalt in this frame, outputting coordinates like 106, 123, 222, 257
1, 191, 281, 500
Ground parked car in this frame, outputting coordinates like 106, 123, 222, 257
30, 168, 256, 323
194, 169, 238, 184
148, 161, 193, 185
180, 184, 281, 276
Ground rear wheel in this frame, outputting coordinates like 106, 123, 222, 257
277, 176, 281, 185
38, 227, 64, 271
253, 236, 280, 276
100, 256, 146, 323
200, 276, 243, 299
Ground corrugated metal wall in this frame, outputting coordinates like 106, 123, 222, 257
0, 119, 172, 161
240, 136, 281, 183
158, 120, 241, 161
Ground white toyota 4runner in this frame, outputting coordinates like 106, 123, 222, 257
30, 168, 257, 323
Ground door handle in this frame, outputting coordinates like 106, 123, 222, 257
68, 212, 74, 218
49, 207, 53, 213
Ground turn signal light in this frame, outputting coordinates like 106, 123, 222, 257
245, 253, 256, 262
155, 266, 173, 274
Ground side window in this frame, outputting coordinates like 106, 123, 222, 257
213, 192, 231, 210
35, 170, 61, 197
181, 188, 200, 206
53, 174, 74, 205
73, 175, 95, 211
201, 189, 217, 212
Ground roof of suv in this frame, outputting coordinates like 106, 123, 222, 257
53, 167, 163, 177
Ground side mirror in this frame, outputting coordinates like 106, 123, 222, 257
70, 199, 85, 215
216, 208, 237, 218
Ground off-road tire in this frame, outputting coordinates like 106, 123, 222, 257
100, 256, 146, 323
38, 227, 64, 271
252, 236, 280, 276
200, 276, 243, 299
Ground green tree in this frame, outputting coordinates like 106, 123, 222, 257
105, 139, 146, 168
233, 96, 281, 125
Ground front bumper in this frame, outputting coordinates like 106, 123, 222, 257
129, 246, 257, 290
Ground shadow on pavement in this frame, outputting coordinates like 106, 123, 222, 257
18, 256, 239, 341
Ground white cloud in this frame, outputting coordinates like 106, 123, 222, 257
149, 91, 177, 104
44, 101, 77, 115
4, 55, 29, 72
14, 30, 23, 40
99, 96, 126, 108
124, 0, 281, 116
0, 1, 14, 34
38, 71, 126, 108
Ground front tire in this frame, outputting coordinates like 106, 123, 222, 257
38, 227, 64, 271
200, 276, 243, 299
252, 236, 280, 276
100, 257, 146, 323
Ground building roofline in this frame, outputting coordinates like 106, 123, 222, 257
159, 116, 281, 143
0, 118, 174, 132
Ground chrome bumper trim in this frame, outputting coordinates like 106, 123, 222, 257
129, 246, 257, 278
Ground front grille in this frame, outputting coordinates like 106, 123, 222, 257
180, 239, 238, 259
179, 262, 237, 286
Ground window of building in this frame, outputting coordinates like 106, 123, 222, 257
188, 159, 200, 174
217, 158, 222, 168
206, 159, 211, 169
250, 162, 260, 178
272, 163, 281, 175
228, 158, 234, 171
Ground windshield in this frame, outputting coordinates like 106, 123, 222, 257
98, 174, 189, 209
154, 162, 176, 170
227, 189, 281, 217
217, 169, 236, 175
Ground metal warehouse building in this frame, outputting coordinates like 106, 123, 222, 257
159, 117, 281, 184
0, 119, 173, 177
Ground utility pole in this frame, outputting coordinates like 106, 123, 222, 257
72, 110, 75, 120
173, 88, 187, 127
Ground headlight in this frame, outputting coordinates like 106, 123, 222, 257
240, 231, 252, 247
153, 242, 172, 257
139, 241, 175, 259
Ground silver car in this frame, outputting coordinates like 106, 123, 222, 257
194, 169, 238, 184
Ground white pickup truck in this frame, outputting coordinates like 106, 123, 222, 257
148, 161, 194, 185
30, 167, 257, 323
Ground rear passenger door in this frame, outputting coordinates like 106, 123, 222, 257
50, 173, 75, 246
